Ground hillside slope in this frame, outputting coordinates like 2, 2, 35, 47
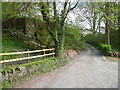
2, 33, 35, 53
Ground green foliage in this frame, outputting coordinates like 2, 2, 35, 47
64, 25, 86, 51
98, 43, 112, 55
21, 57, 66, 69
84, 34, 97, 45
1, 57, 67, 88
84, 33, 112, 56
84, 33, 120, 55
2, 33, 34, 52
84, 34, 104, 46
3, 66, 15, 73
93, 2, 118, 30
110, 30, 119, 51
2, 80, 13, 88
2, 2, 23, 19
1, 33, 35, 60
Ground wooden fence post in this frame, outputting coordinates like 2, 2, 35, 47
4, 51, 6, 60
53, 50, 55, 58
44, 50, 45, 59
0, 63, 2, 87
28, 49, 30, 63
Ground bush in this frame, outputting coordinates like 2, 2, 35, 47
64, 25, 86, 51
98, 43, 112, 55
84, 34, 105, 46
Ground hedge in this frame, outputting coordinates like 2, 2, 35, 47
98, 43, 112, 56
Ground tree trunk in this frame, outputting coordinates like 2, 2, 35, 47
105, 21, 110, 45
55, 40, 64, 56
92, 11, 96, 35
105, 2, 110, 45
98, 13, 101, 37
54, 24, 64, 57
23, 17, 26, 34
40, 2, 78, 57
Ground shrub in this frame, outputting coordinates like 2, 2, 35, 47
98, 43, 112, 55
84, 34, 97, 46
84, 34, 105, 46
64, 25, 87, 51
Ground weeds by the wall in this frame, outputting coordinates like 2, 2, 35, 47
1, 57, 68, 88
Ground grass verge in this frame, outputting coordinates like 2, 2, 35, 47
1, 56, 69, 88
105, 56, 119, 62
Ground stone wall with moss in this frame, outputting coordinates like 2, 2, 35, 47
1, 57, 69, 88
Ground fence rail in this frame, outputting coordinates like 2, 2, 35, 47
0, 48, 55, 56
0, 48, 55, 64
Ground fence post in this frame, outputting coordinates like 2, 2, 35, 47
44, 50, 45, 59
4, 51, 6, 60
53, 50, 55, 58
0, 63, 2, 88
28, 49, 30, 63
0, 48, 55, 63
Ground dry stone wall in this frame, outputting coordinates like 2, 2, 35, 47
1, 50, 78, 88
1, 57, 68, 84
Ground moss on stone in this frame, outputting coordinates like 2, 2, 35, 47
1, 57, 68, 88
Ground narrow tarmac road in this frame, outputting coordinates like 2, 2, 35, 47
19, 45, 118, 88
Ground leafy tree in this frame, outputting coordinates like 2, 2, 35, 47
64, 23, 86, 51
78, 2, 101, 35
97, 2, 118, 45
38, 1, 79, 56
118, 2, 120, 50
2, 1, 79, 56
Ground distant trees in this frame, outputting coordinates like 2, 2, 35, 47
98, 2, 118, 45
118, 2, 120, 50
82, 2, 120, 51
80, 2, 118, 43
79, 2, 100, 35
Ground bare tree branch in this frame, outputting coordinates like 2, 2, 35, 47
53, 1, 56, 19
69, 0, 79, 11
63, 0, 79, 22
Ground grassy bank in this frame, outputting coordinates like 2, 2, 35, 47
2, 34, 34, 53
